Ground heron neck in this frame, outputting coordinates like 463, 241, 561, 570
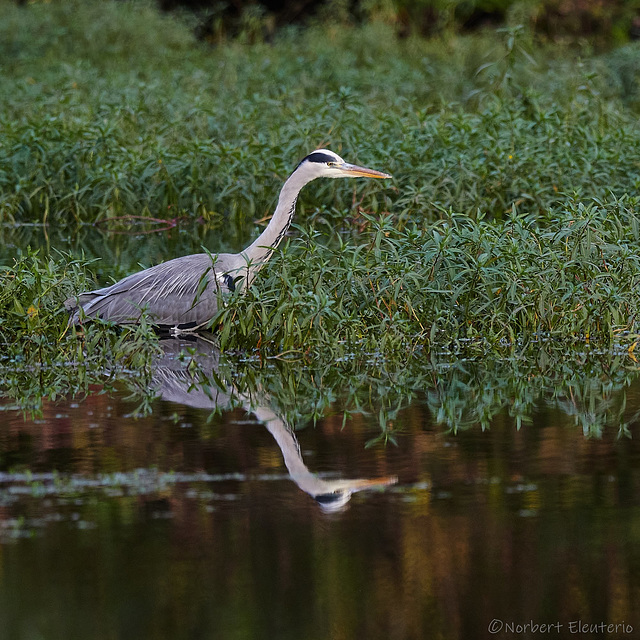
252, 405, 332, 497
241, 167, 312, 281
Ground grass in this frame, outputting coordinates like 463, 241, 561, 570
2, 0, 640, 414
214, 197, 640, 354
2, 3, 640, 227
0, 249, 162, 412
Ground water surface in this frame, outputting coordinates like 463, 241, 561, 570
1, 336, 639, 640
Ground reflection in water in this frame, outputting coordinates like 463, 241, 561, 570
151, 336, 397, 510
1, 339, 640, 639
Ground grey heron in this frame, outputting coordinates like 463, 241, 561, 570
65, 149, 392, 330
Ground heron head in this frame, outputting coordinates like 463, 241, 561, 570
299, 149, 392, 180
312, 475, 398, 512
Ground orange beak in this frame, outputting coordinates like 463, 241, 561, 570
338, 162, 393, 179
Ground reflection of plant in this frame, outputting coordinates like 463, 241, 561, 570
170, 341, 640, 440
421, 350, 640, 436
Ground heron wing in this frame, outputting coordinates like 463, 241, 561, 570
67, 253, 243, 327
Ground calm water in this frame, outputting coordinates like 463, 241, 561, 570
2, 226, 640, 639
1, 335, 639, 640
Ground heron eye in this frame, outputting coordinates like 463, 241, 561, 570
327, 161, 336, 167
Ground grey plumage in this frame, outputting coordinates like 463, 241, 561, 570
66, 252, 246, 328
65, 148, 391, 329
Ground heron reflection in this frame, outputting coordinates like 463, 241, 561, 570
150, 336, 397, 511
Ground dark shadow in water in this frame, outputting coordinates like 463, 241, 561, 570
150, 335, 397, 511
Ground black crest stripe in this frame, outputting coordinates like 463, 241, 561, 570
304, 152, 336, 164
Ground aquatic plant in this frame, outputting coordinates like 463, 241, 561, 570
0, 250, 161, 412
2, 1, 640, 228
213, 197, 640, 354
2, 0, 640, 421
3, 195, 640, 414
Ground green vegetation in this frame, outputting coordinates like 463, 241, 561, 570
2, 0, 640, 412
214, 199, 640, 353
3, 2, 640, 227
2, 246, 637, 438
0, 251, 161, 411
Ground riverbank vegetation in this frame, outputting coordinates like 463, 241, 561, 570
2, 247, 638, 438
2, 0, 640, 402
3, 2, 640, 227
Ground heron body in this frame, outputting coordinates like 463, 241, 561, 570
66, 149, 391, 330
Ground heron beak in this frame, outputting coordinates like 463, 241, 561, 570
319, 475, 399, 494
338, 162, 393, 179
343, 475, 398, 490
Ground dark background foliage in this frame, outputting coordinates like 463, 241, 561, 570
153, 0, 640, 44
